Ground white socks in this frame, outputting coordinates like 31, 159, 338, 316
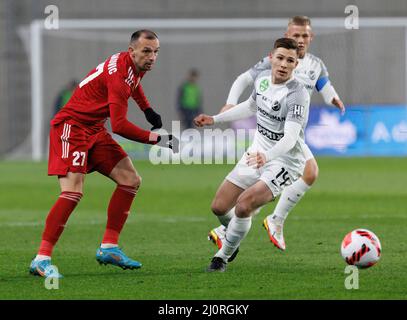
217, 207, 235, 227
34, 254, 51, 261
215, 216, 252, 262
218, 205, 262, 228
100, 243, 118, 249
272, 178, 311, 221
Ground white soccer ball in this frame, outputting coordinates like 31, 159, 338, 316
341, 229, 381, 268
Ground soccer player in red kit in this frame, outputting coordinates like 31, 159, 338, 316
30, 30, 173, 278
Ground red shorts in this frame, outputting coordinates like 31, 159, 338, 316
48, 119, 128, 176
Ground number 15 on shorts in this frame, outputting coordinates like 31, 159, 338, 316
72, 151, 86, 166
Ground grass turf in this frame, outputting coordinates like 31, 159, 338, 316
0, 157, 406, 299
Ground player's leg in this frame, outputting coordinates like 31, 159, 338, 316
262, 156, 312, 250
40, 173, 85, 256
266, 146, 316, 250
207, 180, 244, 254
211, 180, 244, 226
31, 121, 87, 278
207, 154, 259, 258
88, 132, 142, 270
103, 156, 141, 248
208, 180, 273, 272
271, 158, 315, 221
211, 152, 260, 227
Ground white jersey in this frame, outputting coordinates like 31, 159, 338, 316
249, 52, 329, 97
249, 70, 310, 171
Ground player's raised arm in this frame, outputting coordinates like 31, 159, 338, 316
316, 60, 345, 115
220, 56, 269, 113
196, 95, 257, 127
220, 71, 254, 113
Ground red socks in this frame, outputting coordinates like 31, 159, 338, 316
38, 191, 83, 256
102, 185, 137, 245
37, 185, 136, 257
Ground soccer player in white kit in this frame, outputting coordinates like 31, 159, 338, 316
194, 38, 310, 272
208, 16, 345, 253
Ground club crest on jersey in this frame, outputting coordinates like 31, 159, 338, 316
259, 79, 269, 92
271, 100, 281, 111
308, 70, 316, 80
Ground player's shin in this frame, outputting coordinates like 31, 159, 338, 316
36, 191, 83, 259
101, 185, 137, 247
272, 178, 311, 221
217, 207, 235, 227
215, 216, 251, 262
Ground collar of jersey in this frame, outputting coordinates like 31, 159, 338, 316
124, 51, 143, 77
270, 76, 295, 88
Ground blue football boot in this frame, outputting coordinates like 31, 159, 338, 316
96, 247, 142, 270
29, 259, 63, 278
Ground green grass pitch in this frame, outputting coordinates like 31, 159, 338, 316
0, 158, 406, 299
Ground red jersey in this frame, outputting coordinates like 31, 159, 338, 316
52, 52, 155, 144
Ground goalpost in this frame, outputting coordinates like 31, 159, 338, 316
28, 17, 407, 160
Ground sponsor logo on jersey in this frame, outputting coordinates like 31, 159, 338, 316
257, 123, 284, 141
308, 70, 316, 80
257, 106, 285, 122
259, 79, 269, 92
271, 100, 281, 111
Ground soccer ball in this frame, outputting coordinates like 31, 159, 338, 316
341, 229, 381, 268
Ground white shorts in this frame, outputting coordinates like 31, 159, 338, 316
301, 142, 314, 161
226, 153, 303, 198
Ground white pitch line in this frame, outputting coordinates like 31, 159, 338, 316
0, 214, 209, 228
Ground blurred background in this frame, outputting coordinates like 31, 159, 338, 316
1, 0, 407, 160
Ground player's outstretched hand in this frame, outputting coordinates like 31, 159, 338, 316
219, 104, 235, 113
194, 114, 214, 127
157, 134, 179, 153
144, 108, 163, 130
332, 97, 345, 116
246, 152, 267, 168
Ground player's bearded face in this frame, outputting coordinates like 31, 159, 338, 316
285, 25, 313, 58
269, 48, 298, 84
129, 37, 160, 72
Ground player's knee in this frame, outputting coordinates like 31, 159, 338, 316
235, 197, 254, 218
210, 199, 228, 216
305, 165, 319, 185
129, 173, 142, 189
303, 160, 319, 185
120, 171, 141, 189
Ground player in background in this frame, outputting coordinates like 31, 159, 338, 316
30, 30, 175, 278
194, 38, 310, 271
208, 16, 345, 252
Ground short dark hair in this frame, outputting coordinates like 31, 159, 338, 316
189, 69, 199, 77
130, 29, 158, 44
288, 15, 311, 27
273, 38, 299, 55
